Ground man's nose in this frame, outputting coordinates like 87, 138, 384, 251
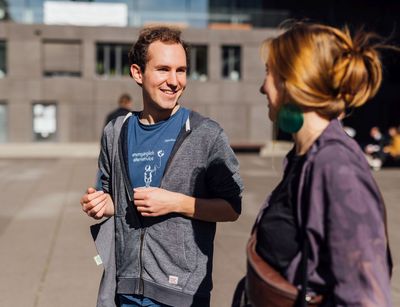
167, 72, 178, 87
259, 85, 265, 94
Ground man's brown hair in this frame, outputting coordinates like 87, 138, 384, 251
128, 26, 189, 75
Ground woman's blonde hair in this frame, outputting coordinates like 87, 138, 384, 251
262, 22, 385, 118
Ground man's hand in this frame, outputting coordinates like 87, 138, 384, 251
133, 187, 181, 217
80, 187, 114, 219
133, 187, 239, 222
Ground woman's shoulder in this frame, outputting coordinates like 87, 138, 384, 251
313, 138, 362, 167
308, 136, 373, 189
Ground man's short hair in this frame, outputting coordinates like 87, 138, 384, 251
128, 26, 189, 75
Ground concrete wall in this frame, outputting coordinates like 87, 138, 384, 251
0, 22, 278, 145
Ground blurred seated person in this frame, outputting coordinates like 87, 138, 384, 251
384, 126, 400, 159
364, 126, 389, 170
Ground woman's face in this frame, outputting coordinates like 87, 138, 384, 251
260, 61, 284, 121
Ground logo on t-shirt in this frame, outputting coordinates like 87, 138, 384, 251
139, 150, 165, 187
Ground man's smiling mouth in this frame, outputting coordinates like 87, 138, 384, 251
160, 89, 179, 95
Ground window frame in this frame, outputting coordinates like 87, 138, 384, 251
221, 45, 241, 81
188, 44, 208, 81
96, 42, 132, 78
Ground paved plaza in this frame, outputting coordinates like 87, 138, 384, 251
0, 148, 398, 307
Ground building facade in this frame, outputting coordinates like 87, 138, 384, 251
0, 21, 277, 144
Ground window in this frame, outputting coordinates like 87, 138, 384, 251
43, 40, 81, 77
188, 45, 208, 81
96, 43, 131, 77
32, 102, 57, 141
221, 45, 241, 81
0, 103, 7, 142
0, 41, 6, 78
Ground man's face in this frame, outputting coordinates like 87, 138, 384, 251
131, 41, 187, 114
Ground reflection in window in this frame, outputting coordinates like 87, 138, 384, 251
0, 103, 7, 143
188, 45, 208, 81
96, 43, 131, 77
0, 41, 6, 78
222, 45, 241, 81
33, 103, 57, 141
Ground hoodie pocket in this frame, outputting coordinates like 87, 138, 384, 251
142, 220, 196, 290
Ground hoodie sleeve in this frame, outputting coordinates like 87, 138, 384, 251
205, 129, 243, 214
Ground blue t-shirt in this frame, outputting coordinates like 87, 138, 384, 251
127, 107, 189, 189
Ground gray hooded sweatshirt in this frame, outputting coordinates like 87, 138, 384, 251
91, 110, 243, 307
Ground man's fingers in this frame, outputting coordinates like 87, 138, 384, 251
80, 190, 104, 206
133, 187, 157, 200
133, 191, 147, 200
134, 200, 147, 207
87, 198, 107, 217
140, 212, 154, 217
136, 206, 154, 215
82, 193, 107, 213
92, 202, 107, 219
87, 191, 105, 201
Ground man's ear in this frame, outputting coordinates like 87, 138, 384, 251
130, 64, 143, 85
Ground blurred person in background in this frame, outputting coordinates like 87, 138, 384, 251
104, 93, 133, 127
241, 22, 393, 306
384, 126, 400, 160
364, 126, 389, 170
81, 26, 243, 307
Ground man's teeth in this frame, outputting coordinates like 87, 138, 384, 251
162, 90, 176, 94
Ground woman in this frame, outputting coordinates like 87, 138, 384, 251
247, 23, 392, 306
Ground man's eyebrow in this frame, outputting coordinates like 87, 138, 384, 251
154, 65, 170, 69
154, 64, 187, 70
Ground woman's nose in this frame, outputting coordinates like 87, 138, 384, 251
259, 85, 265, 95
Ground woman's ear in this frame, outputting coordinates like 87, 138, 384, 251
130, 64, 143, 85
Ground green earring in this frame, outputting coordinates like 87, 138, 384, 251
277, 104, 304, 134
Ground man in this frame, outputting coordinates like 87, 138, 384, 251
104, 93, 133, 127
80, 26, 243, 307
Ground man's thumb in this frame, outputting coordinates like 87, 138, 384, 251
87, 187, 96, 194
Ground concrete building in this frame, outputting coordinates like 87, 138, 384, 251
0, 1, 280, 145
